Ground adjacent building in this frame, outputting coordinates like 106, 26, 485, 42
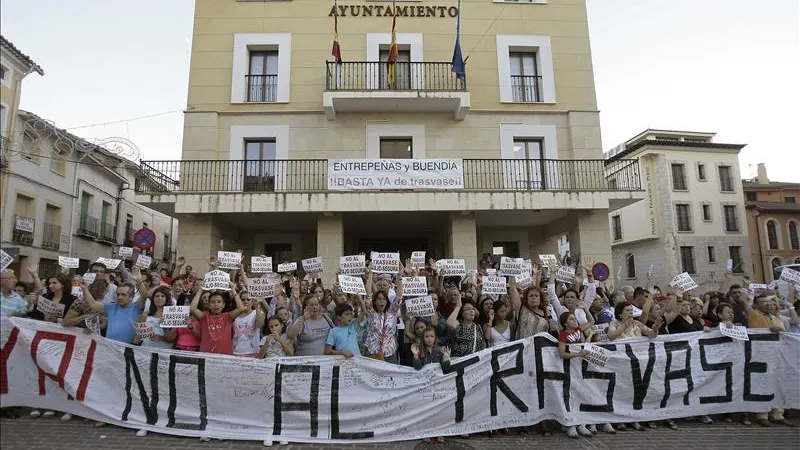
605, 129, 751, 289
1, 110, 179, 281
135, 0, 644, 282
743, 164, 800, 282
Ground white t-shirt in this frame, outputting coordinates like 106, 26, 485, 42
232, 310, 262, 355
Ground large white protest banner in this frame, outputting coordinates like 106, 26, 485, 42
2, 318, 799, 443
328, 159, 464, 191
339, 255, 365, 276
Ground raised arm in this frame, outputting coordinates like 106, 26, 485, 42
227, 283, 246, 319
189, 286, 205, 320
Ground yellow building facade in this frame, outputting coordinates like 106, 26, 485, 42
136, 0, 644, 281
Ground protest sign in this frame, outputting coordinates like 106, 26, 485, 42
481, 276, 507, 295
118, 247, 134, 259
95, 257, 121, 270
302, 257, 324, 274
58, 256, 79, 269
538, 254, 558, 268
338, 275, 366, 295
339, 255, 365, 276
277, 262, 297, 273
36, 296, 65, 318
82, 273, 97, 284
135, 254, 153, 269
591, 323, 610, 342
670, 272, 698, 292
498, 257, 525, 277
779, 267, 800, 286
411, 251, 426, 269
84, 315, 101, 335
0, 250, 13, 270
247, 277, 277, 298
582, 344, 611, 368
217, 251, 243, 270
133, 322, 154, 340
251, 256, 273, 273
436, 259, 466, 277
327, 159, 464, 191
203, 270, 231, 291
748, 283, 771, 296
3, 317, 798, 444
401, 277, 428, 297
161, 306, 190, 328
515, 273, 532, 290
370, 252, 400, 274
719, 323, 749, 341
556, 266, 576, 284
405, 296, 435, 317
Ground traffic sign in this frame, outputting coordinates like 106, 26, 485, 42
591, 262, 610, 281
132, 228, 156, 250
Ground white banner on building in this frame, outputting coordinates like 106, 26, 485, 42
14, 216, 34, 233
327, 159, 464, 191
2, 318, 799, 443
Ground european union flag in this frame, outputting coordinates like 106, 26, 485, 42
451, 0, 465, 79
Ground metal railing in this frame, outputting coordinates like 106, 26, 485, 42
77, 214, 99, 237
42, 223, 61, 250
135, 158, 641, 194
246, 74, 278, 102
511, 75, 542, 102
100, 222, 117, 243
325, 62, 466, 91
11, 215, 34, 246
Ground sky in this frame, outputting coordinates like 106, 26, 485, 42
1, 0, 798, 182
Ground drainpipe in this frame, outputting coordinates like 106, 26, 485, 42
114, 183, 126, 257
753, 210, 767, 282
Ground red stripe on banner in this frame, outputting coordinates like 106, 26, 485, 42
0, 326, 20, 394
29, 331, 76, 399
75, 339, 96, 402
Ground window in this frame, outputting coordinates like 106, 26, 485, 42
12, 194, 35, 246
745, 191, 757, 201
767, 219, 780, 249
680, 246, 696, 274
729, 246, 743, 274
78, 192, 98, 236
125, 214, 134, 245
789, 221, 799, 250
0, 104, 7, 137
100, 201, 114, 241
723, 205, 739, 232
243, 139, 277, 191
231, 33, 291, 103
697, 163, 706, 181
671, 164, 687, 190
247, 50, 278, 102
675, 204, 692, 232
701, 204, 712, 221
718, 165, 734, 192
379, 48, 411, 90
0, 65, 6, 81
771, 257, 782, 280
511, 138, 546, 189
496, 35, 555, 103
163, 233, 171, 260
785, 197, 796, 203
142, 222, 149, 228
612, 215, 623, 241
379, 138, 413, 159
509, 52, 540, 102
625, 253, 636, 278
707, 246, 716, 263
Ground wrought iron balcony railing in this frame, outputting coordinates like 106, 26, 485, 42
135, 158, 641, 195
42, 223, 61, 251
325, 61, 466, 91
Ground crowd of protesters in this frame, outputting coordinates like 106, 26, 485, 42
1, 249, 798, 445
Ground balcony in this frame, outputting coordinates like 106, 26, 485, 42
42, 223, 61, 251
245, 75, 277, 103
135, 158, 643, 215
77, 214, 99, 238
11, 215, 34, 246
99, 222, 117, 244
323, 62, 470, 120
511, 75, 542, 103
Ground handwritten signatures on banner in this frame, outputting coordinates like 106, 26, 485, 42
1, 317, 798, 443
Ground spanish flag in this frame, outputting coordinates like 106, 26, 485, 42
331, 0, 342, 63
386, 7, 398, 88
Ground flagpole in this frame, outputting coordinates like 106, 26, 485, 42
451, 0, 466, 80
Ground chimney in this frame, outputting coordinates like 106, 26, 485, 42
756, 163, 769, 184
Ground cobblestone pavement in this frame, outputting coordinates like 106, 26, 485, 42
1, 413, 798, 450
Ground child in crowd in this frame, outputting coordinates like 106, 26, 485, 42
325, 298, 366, 358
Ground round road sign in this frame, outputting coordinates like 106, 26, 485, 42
132, 228, 156, 250
592, 262, 610, 281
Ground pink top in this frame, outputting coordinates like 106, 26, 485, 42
175, 322, 201, 349
199, 313, 234, 355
